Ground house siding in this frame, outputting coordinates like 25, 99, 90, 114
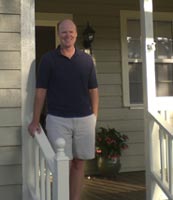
0, 0, 22, 199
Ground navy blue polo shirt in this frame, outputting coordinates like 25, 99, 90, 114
36, 47, 98, 117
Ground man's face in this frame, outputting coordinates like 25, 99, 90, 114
58, 20, 77, 49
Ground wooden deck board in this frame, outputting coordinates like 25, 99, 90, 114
82, 171, 146, 200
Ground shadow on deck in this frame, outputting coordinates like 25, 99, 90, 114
82, 171, 146, 200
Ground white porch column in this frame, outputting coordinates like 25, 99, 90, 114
21, 0, 36, 199
139, 0, 156, 200
140, 0, 156, 112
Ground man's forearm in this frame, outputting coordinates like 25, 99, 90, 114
89, 88, 99, 118
32, 88, 47, 124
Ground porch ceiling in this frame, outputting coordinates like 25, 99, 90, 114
35, 0, 173, 13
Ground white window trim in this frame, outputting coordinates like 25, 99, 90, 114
120, 10, 173, 109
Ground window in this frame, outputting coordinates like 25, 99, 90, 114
121, 11, 173, 108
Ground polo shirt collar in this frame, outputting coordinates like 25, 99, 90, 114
56, 45, 81, 57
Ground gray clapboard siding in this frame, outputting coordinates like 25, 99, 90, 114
0, 185, 22, 200
0, 89, 21, 107
0, 165, 22, 185
0, 147, 21, 165
78, 38, 120, 50
0, 108, 21, 126
0, 0, 20, 14
0, 70, 21, 88
121, 155, 145, 172
97, 119, 144, 132
93, 50, 120, 62
94, 39, 120, 50
0, 127, 21, 146
99, 96, 122, 108
0, 0, 21, 198
0, 52, 20, 69
124, 131, 144, 143
123, 143, 144, 156
78, 27, 120, 40
98, 108, 144, 120
97, 74, 121, 85
96, 62, 121, 73
76, 16, 120, 27
0, 33, 20, 50
99, 85, 121, 96
0, 15, 20, 32
94, 27, 120, 40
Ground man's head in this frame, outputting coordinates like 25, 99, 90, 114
57, 19, 77, 49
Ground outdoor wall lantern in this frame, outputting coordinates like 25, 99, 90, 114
83, 22, 95, 54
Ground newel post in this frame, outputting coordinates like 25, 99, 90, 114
53, 138, 69, 200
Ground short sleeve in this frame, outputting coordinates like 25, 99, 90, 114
88, 62, 98, 89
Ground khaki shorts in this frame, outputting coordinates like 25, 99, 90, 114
46, 114, 96, 160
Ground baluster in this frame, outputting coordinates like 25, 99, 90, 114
34, 140, 40, 199
53, 138, 69, 200
46, 162, 51, 200
168, 136, 173, 194
40, 152, 45, 200
159, 128, 166, 181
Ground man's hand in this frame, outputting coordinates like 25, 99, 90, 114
28, 88, 47, 137
28, 121, 41, 137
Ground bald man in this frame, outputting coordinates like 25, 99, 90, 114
28, 19, 99, 200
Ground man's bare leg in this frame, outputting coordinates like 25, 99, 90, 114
70, 159, 85, 200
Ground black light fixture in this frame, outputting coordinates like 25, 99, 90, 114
83, 22, 95, 54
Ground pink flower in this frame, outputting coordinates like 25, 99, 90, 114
96, 149, 102, 154
106, 137, 112, 144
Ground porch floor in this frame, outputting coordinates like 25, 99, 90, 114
82, 171, 146, 200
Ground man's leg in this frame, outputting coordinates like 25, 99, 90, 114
70, 159, 85, 200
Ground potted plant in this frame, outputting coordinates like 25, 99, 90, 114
96, 127, 128, 177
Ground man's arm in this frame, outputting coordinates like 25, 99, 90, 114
89, 88, 99, 118
28, 88, 47, 137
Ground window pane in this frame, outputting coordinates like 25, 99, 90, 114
156, 64, 173, 96
154, 21, 173, 59
127, 20, 141, 59
129, 63, 143, 104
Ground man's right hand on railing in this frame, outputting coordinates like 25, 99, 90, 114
28, 121, 41, 137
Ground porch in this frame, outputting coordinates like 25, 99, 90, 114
82, 171, 146, 200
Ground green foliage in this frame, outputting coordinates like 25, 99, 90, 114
96, 127, 128, 160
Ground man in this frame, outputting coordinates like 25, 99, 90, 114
28, 19, 99, 200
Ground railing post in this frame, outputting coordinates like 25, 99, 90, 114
53, 138, 69, 200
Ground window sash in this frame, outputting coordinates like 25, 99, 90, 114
121, 11, 173, 107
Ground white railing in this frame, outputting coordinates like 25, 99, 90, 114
29, 126, 69, 200
148, 110, 173, 200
